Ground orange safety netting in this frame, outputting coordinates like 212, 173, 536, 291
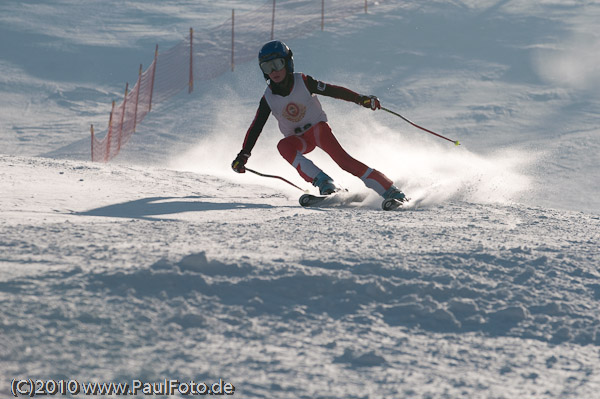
91, 0, 386, 162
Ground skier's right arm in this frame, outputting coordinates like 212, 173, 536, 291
232, 96, 271, 173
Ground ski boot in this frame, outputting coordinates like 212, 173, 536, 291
312, 171, 339, 195
382, 185, 407, 211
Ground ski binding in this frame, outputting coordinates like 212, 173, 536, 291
381, 197, 408, 211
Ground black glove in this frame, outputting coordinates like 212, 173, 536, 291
231, 150, 250, 173
357, 95, 381, 111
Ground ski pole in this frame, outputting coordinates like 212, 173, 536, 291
381, 106, 460, 146
245, 167, 309, 192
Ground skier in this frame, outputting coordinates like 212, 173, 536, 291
231, 40, 407, 206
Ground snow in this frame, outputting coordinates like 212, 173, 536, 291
1, 1, 599, 398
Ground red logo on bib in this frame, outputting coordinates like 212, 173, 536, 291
283, 102, 306, 123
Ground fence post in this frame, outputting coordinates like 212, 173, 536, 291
134, 64, 142, 132
365, 0, 368, 14
321, 0, 324, 31
271, 0, 276, 40
231, 9, 235, 72
189, 28, 194, 93
149, 44, 158, 112
90, 124, 94, 161
117, 83, 128, 153
105, 101, 115, 162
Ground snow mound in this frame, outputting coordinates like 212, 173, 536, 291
1, 155, 598, 397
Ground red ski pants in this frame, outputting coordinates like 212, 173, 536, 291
276, 122, 393, 195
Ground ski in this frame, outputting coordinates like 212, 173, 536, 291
300, 191, 411, 211
381, 197, 409, 211
299, 191, 367, 208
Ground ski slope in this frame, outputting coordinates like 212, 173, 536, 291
1, 1, 599, 398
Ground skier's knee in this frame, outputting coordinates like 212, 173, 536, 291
277, 140, 295, 163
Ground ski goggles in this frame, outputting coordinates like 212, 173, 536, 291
260, 58, 286, 74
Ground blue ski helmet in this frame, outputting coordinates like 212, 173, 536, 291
258, 40, 294, 80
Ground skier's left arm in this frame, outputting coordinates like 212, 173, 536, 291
302, 74, 381, 110
232, 96, 271, 173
